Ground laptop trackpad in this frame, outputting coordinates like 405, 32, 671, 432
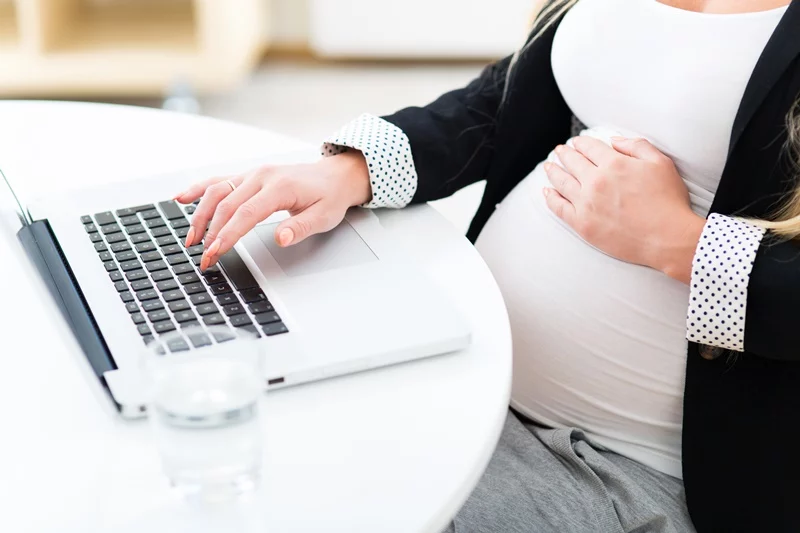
254, 221, 377, 277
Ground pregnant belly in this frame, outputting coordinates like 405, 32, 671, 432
475, 159, 689, 476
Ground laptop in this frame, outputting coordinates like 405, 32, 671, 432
2, 154, 471, 419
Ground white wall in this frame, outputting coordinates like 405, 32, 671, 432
270, 0, 310, 47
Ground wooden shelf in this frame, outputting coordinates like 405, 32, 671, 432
0, 0, 19, 52
0, 0, 269, 97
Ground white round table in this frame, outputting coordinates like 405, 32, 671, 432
0, 101, 511, 533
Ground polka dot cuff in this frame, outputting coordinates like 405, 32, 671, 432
686, 214, 766, 352
322, 113, 418, 209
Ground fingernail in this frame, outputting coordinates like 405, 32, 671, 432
555, 145, 564, 154
543, 162, 553, 173
278, 228, 294, 247
185, 227, 196, 247
543, 188, 550, 197
173, 191, 186, 201
611, 136, 625, 142
206, 239, 221, 258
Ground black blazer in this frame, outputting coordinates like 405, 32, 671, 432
382, 2, 800, 531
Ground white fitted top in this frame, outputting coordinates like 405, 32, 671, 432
472, 0, 786, 477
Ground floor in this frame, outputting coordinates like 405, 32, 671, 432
119, 60, 489, 234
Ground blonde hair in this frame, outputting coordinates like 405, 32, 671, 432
517, 0, 800, 239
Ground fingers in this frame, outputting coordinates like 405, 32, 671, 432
555, 144, 596, 183
202, 176, 263, 248
199, 188, 287, 270
544, 162, 580, 202
274, 204, 332, 247
174, 175, 236, 205
187, 176, 248, 247
610, 137, 663, 162
543, 188, 576, 227
572, 136, 618, 167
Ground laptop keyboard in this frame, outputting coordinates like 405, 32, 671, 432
81, 200, 288, 352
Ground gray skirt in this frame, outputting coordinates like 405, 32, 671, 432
444, 411, 695, 533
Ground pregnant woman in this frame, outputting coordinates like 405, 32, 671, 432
177, 0, 800, 530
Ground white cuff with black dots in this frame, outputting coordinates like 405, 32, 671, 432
321, 113, 418, 209
686, 214, 766, 352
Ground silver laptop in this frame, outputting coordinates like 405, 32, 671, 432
5, 155, 471, 418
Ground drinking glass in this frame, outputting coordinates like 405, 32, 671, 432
142, 326, 264, 502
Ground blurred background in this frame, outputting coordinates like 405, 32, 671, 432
0, 0, 534, 231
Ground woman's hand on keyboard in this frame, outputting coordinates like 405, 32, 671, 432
173, 151, 372, 270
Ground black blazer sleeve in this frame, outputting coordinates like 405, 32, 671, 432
745, 238, 800, 360
379, 55, 513, 204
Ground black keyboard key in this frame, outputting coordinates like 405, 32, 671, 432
130, 234, 151, 245
170, 218, 190, 229
88, 232, 103, 243
239, 325, 261, 338
110, 241, 131, 253
119, 215, 139, 226
162, 290, 185, 302
230, 314, 253, 328
203, 264, 221, 274
154, 321, 177, 335
175, 227, 190, 239
184, 283, 206, 295
98, 251, 112, 262
223, 303, 246, 316
115, 250, 136, 262
187, 332, 212, 348
110, 271, 124, 282
212, 329, 238, 343
84, 223, 98, 233
196, 303, 218, 316
106, 233, 127, 244
136, 289, 158, 302
126, 269, 148, 282
151, 227, 172, 238
146, 218, 166, 229
125, 302, 139, 313
173, 263, 194, 275
116, 205, 152, 217
156, 235, 176, 247
263, 322, 289, 336
174, 310, 198, 324
103, 261, 117, 272
94, 212, 116, 226
191, 256, 203, 266
137, 324, 152, 336
177, 272, 200, 285
94, 242, 108, 252
185, 205, 196, 215
255, 312, 281, 325
248, 301, 274, 314
140, 251, 162, 263
218, 249, 259, 291
142, 335, 156, 347
209, 283, 233, 296
131, 313, 146, 325
181, 321, 201, 330
142, 300, 164, 312
150, 270, 173, 282
147, 310, 170, 323
140, 209, 161, 220
240, 288, 267, 304
167, 253, 189, 266
161, 244, 182, 256
125, 224, 146, 235
80, 215, 92, 224
156, 279, 179, 292
217, 293, 240, 306
145, 260, 168, 272
101, 223, 122, 235
120, 291, 134, 303
119, 260, 142, 272
203, 271, 225, 284
168, 299, 191, 312
131, 279, 154, 292
167, 338, 190, 352
186, 244, 204, 257
203, 313, 226, 326
159, 200, 185, 220
114, 281, 128, 292
135, 242, 156, 253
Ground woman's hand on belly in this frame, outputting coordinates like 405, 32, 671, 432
543, 136, 705, 284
